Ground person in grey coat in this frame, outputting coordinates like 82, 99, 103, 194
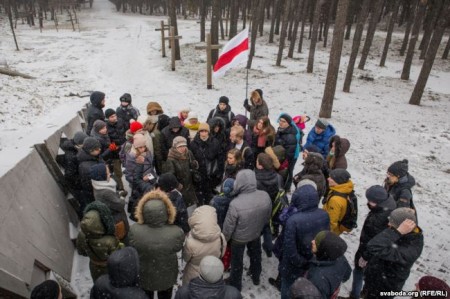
222, 169, 272, 291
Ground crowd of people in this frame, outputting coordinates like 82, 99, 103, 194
32, 90, 449, 299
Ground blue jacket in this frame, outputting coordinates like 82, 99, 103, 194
279, 185, 330, 279
275, 120, 300, 161
304, 125, 336, 159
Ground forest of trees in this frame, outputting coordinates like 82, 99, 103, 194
2, 0, 450, 115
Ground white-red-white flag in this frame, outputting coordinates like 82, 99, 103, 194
213, 28, 249, 78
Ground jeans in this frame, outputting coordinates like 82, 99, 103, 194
351, 265, 364, 298
281, 275, 297, 299
229, 238, 262, 291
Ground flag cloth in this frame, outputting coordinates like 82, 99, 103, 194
213, 28, 249, 78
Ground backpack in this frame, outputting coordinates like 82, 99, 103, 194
328, 190, 358, 230
270, 189, 289, 234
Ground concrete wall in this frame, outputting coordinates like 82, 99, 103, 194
0, 114, 85, 298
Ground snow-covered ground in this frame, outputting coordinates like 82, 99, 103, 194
1, 0, 449, 298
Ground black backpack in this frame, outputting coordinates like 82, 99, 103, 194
328, 190, 358, 230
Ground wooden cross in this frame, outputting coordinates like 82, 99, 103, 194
155, 20, 170, 57
195, 33, 222, 89
164, 26, 182, 71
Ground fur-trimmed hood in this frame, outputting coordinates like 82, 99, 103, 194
134, 190, 177, 226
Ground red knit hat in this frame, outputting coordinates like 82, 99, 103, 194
130, 121, 143, 134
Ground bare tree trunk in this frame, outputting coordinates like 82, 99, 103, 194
259, 0, 266, 36
248, 0, 265, 68
297, 0, 310, 52
6, 0, 20, 51
319, 0, 351, 118
344, 0, 355, 40
343, 0, 370, 92
380, 0, 400, 66
323, 0, 335, 47
211, 0, 220, 64
275, 0, 284, 34
200, 0, 206, 42
400, 0, 416, 56
419, 0, 443, 59
401, 0, 427, 80
410, 2, 450, 105
269, 0, 279, 42
288, 0, 303, 58
276, 0, 292, 66
358, 0, 384, 70
307, 0, 323, 73
442, 34, 450, 59
229, 0, 239, 38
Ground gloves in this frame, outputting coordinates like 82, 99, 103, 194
243, 98, 249, 107
109, 142, 118, 151
358, 257, 368, 268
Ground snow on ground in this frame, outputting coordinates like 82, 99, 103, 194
1, 0, 449, 298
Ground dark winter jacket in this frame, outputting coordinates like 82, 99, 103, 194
124, 150, 154, 184
275, 124, 299, 162
175, 277, 242, 299
61, 139, 82, 190
229, 141, 255, 170
207, 104, 235, 129
190, 134, 222, 182
129, 190, 185, 291
116, 105, 140, 129
385, 173, 416, 210
87, 92, 105, 136
304, 125, 336, 159
357, 196, 396, 261
244, 91, 269, 129
78, 149, 103, 202
222, 170, 272, 243
106, 118, 127, 147
133, 161, 158, 197
255, 168, 282, 201
168, 189, 190, 233
90, 247, 149, 299
160, 117, 191, 161
307, 256, 352, 299
232, 114, 253, 145
293, 152, 327, 198
280, 185, 330, 280
364, 227, 424, 297
91, 130, 114, 162
208, 117, 229, 163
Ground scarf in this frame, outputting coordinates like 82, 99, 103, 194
184, 121, 200, 130
167, 147, 188, 160
253, 126, 268, 148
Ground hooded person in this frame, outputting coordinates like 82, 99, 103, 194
87, 91, 106, 136
289, 277, 322, 299
207, 96, 235, 129
293, 152, 327, 198
30, 280, 62, 299
307, 231, 352, 299
181, 206, 227, 285
304, 118, 336, 159
210, 178, 236, 229
76, 201, 120, 282
243, 89, 269, 130
90, 247, 149, 299
160, 116, 191, 161
77, 137, 103, 205
91, 119, 114, 161
129, 190, 185, 299
363, 208, 423, 299
116, 93, 140, 129
178, 107, 191, 126
175, 256, 242, 299
146, 101, 170, 131
327, 135, 350, 170
384, 159, 416, 211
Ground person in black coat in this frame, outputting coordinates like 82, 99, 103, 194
160, 117, 190, 161
190, 123, 222, 202
115, 93, 140, 129
175, 256, 241, 299
341, 185, 396, 299
210, 178, 236, 230
206, 96, 235, 129
91, 247, 149, 299
307, 231, 352, 299
384, 159, 417, 210
77, 137, 103, 206
363, 208, 424, 299
208, 117, 229, 167
228, 125, 254, 170
293, 152, 327, 198
87, 91, 106, 136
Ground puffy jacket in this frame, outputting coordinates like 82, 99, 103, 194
323, 180, 354, 235
275, 124, 299, 162
280, 185, 330, 280
182, 206, 227, 285
90, 247, 149, 299
190, 134, 222, 180
160, 117, 190, 160
208, 117, 229, 162
222, 170, 272, 243
304, 125, 336, 159
129, 191, 185, 291
255, 168, 282, 201
116, 105, 140, 129
175, 277, 242, 299
106, 118, 127, 147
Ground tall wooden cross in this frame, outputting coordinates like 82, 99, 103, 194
164, 26, 182, 71
155, 20, 170, 57
195, 33, 222, 89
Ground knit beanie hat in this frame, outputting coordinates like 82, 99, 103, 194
389, 208, 417, 229
366, 185, 389, 204
198, 122, 210, 132
187, 111, 198, 120
30, 280, 60, 299
314, 231, 328, 249
222, 178, 235, 196
199, 256, 224, 284
173, 136, 188, 148
297, 179, 317, 190
303, 144, 320, 153
105, 108, 116, 119
90, 163, 107, 181
290, 277, 322, 299
279, 113, 293, 125
329, 169, 351, 184
83, 137, 101, 153
315, 231, 347, 261
133, 133, 146, 148
387, 159, 409, 178
73, 131, 88, 146
93, 120, 107, 133
219, 96, 229, 105
157, 173, 179, 192
315, 118, 329, 130
130, 121, 143, 134
418, 276, 450, 294
168, 117, 182, 129
257, 153, 274, 170
120, 93, 132, 103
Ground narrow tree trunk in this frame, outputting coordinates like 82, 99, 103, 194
211, 0, 221, 64
307, 0, 323, 72
344, 0, 355, 40
248, 0, 265, 68
323, 0, 335, 47
200, 0, 206, 42
275, 0, 284, 34
269, 0, 279, 42
358, 0, 384, 70
288, 0, 303, 58
276, 0, 292, 66
7, 0, 20, 51
410, 2, 450, 105
319, 0, 351, 118
259, 0, 266, 36
419, 0, 443, 59
343, 0, 371, 92
401, 0, 427, 80
400, 0, 416, 56
297, 0, 310, 53
442, 34, 450, 59
380, 0, 400, 66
